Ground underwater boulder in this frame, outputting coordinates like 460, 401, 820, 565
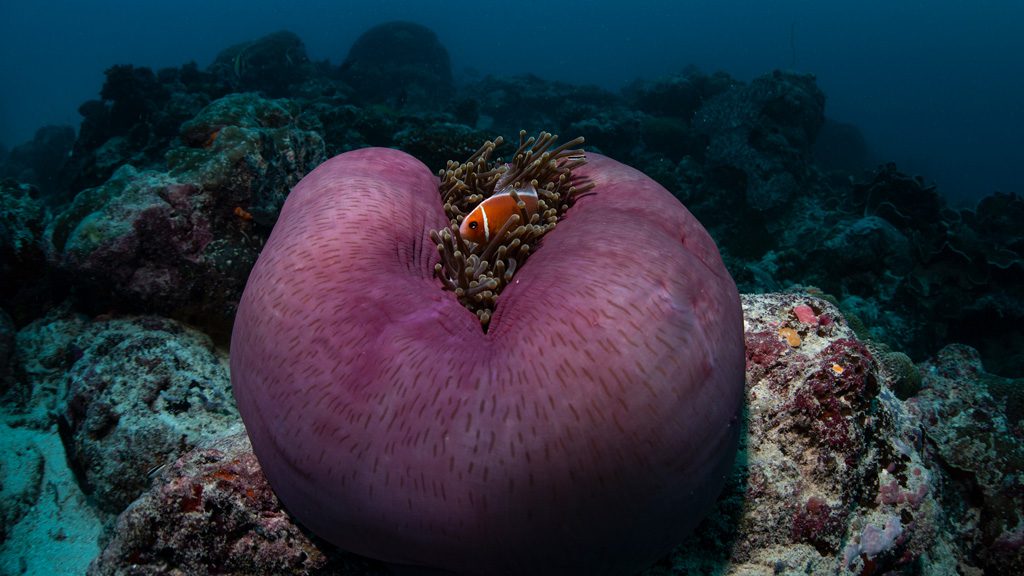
59, 315, 238, 513
87, 429, 385, 575
720, 293, 942, 574
339, 21, 454, 112
208, 30, 313, 98
46, 166, 233, 330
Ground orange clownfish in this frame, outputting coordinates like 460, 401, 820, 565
459, 184, 539, 244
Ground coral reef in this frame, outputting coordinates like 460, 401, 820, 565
0, 20, 1021, 576
694, 70, 825, 213
623, 66, 733, 122
61, 63, 204, 195
2, 22, 1016, 373
171, 92, 326, 225
0, 310, 12, 394
83, 292, 1016, 575
464, 74, 626, 154
393, 121, 493, 174
762, 164, 1024, 375
2, 291, 1011, 575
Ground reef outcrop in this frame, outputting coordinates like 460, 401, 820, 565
81, 292, 1020, 575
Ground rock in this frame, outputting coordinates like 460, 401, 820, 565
208, 30, 313, 98
87, 429, 386, 576
4, 304, 89, 425
0, 125, 76, 200
47, 165, 227, 326
47, 93, 325, 336
58, 315, 238, 513
339, 21, 454, 112
0, 179, 56, 323
907, 344, 1024, 574
662, 292, 944, 575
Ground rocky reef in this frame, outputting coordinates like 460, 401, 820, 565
64, 293, 1018, 574
0, 21, 1021, 576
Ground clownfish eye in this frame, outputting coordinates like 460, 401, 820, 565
469, 221, 479, 230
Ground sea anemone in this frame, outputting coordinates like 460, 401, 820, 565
230, 134, 746, 575
430, 131, 592, 326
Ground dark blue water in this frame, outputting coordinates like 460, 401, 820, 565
1, 0, 1021, 206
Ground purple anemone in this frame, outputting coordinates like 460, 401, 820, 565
230, 145, 745, 575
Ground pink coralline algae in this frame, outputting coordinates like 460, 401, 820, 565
788, 338, 877, 465
793, 304, 818, 324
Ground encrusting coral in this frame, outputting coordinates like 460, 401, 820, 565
430, 131, 593, 326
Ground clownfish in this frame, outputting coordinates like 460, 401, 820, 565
459, 183, 539, 244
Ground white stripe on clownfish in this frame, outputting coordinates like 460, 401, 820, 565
459, 183, 539, 244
